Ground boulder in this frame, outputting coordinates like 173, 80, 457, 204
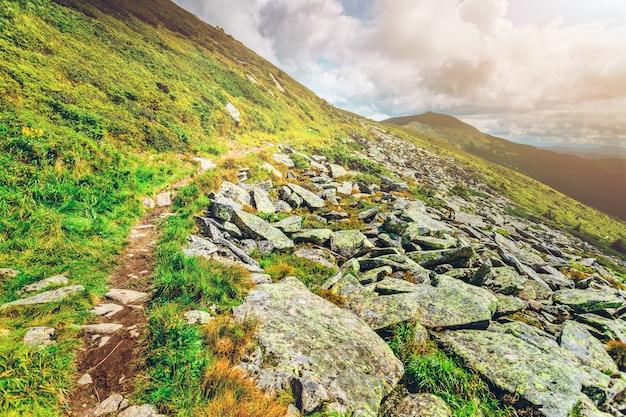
233, 277, 403, 416
225, 101, 240, 123
208, 200, 234, 221
357, 282, 494, 331
231, 210, 294, 250
293, 248, 336, 269
336, 181, 353, 196
358, 266, 393, 285
553, 289, 624, 313
217, 181, 252, 207
407, 246, 475, 268
252, 187, 276, 214
0, 285, 85, 309
183, 235, 218, 258
437, 328, 587, 417
273, 216, 302, 233
273, 153, 294, 168
287, 183, 325, 209
560, 320, 617, 373
331, 230, 374, 259
293, 229, 333, 245
329, 163, 348, 178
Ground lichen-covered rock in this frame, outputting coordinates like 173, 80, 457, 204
251, 187, 276, 214
436, 328, 587, 417
293, 229, 333, 245
357, 282, 494, 331
553, 289, 624, 313
0, 285, 85, 309
331, 230, 374, 258
273, 216, 302, 233
287, 183, 325, 209
233, 277, 403, 416
560, 320, 617, 373
231, 209, 294, 250
394, 393, 451, 417
22, 275, 68, 293
407, 246, 475, 268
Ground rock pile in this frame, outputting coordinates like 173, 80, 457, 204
186, 141, 626, 416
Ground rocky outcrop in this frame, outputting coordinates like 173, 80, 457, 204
182, 145, 626, 416
233, 277, 403, 416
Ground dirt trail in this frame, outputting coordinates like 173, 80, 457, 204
66, 149, 264, 416
67, 205, 168, 416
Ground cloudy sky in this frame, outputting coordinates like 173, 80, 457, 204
173, 0, 626, 148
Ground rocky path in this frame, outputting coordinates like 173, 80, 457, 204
66, 156, 221, 417
66, 205, 166, 417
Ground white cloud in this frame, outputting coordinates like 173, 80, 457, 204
173, 0, 626, 148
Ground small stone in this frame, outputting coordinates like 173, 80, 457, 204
98, 336, 111, 348
141, 197, 155, 208
77, 373, 93, 385
23, 326, 55, 347
184, 310, 213, 325
91, 303, 124, 318
0, 268, 19, 278
117, 404, 164, 417
193, 157, 216, 172
155, 192, 173, 207
329, 163, 348, 178
92, 393, 124, 416
105, 289, 147, 305
225, 102, 241, 124
252, 273, 273, 284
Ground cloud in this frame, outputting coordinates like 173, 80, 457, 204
172, 0, 626, 148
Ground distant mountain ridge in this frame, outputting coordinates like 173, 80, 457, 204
385, 112, 626, 221
542, 145, 626, 160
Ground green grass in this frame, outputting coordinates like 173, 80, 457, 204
260, 252, 337, 292
388, 322, 512, 417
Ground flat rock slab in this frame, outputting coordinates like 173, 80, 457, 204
287, 183, 325, 209
231, 209, 294, 250
553, 289, 624, 313
155, 192, 173, 207
437, 328, 586, 417
0, 285, 84, 310
357, 281, 494, 331
105, 289, 147, 305
560, 320, 617, 373
22, 275, 68, 293
233, 277, 403, 416
91, 303, 124, 318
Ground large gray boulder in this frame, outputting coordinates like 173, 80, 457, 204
437, 328, 588, 417
355, 280, 494, 331
233, 277, 403, 416
251, 187, 276, 214
231, 209, 294, 250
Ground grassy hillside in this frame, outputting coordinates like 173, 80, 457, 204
385, 112, 626, 222
1, 0, 626, 415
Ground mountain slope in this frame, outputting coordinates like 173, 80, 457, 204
1, 1, 626, 416
385, 112, 626, 221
